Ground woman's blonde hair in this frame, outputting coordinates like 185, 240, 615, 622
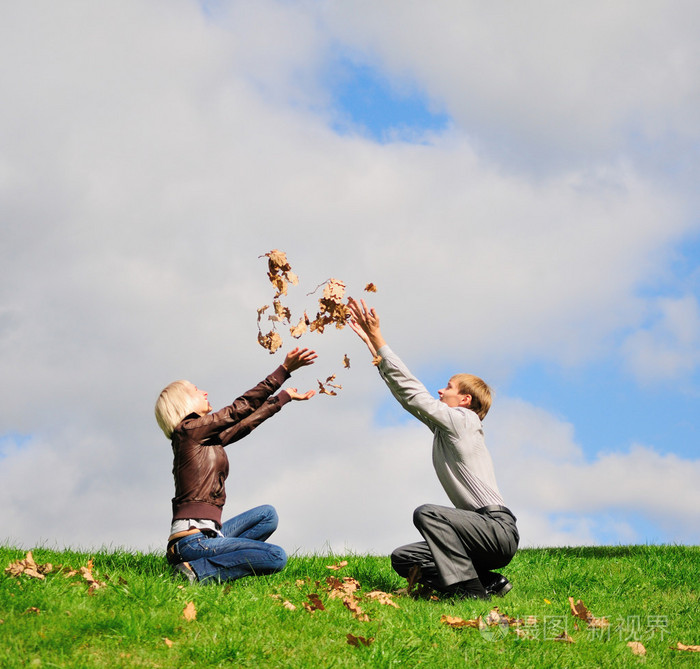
155, 380, 197, 439
451, 373, 492, 420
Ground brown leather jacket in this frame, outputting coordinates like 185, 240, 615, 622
170, 366, 290, 525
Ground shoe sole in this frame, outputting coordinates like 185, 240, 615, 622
492, 581, 512, 597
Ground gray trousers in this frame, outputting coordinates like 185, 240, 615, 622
391, 503, 519, 589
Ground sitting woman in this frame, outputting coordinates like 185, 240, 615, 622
154, 347, 317, 584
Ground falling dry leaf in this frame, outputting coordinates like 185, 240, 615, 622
317, 374, 342, 396
182, 601, 197, 622
262, 250, 299, 298
347, 633, 374, 647
308, 279, 350, 334
326, 560, 348, 571
289, 314, 308, 339
269, 299, 291, 324
627, 641, 646, 656
364, 283, 377, 293
343, 354, 350, 369
673, 642, 700, 652
258, 329, 283, 354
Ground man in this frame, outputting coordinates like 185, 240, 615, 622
348, 298, 518, 599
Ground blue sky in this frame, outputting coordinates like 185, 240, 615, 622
1, 1, 699, 553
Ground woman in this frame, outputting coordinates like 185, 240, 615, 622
155, 347, 317, 584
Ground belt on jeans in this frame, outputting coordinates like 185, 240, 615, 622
476, 505, 517, 522
166, 529, 202, 565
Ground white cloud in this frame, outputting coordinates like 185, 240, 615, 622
621, 295, 700, 383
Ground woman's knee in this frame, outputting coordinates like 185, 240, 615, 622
269, 544, 287, 572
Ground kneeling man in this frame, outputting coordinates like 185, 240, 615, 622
348, 298, 518, 599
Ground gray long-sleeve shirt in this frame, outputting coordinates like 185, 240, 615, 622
377, 345, 504, 510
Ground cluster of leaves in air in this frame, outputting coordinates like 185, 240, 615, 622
5, 551, 115, 596
257, 250, 377, 395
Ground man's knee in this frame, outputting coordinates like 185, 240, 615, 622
413, 503, 438, 530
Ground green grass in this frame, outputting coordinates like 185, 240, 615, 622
1, 545, 698, 667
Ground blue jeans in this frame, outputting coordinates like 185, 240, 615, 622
174, 504, 287, 584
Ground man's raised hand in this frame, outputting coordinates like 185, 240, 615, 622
348, 298, 386, 355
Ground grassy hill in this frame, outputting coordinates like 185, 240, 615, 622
1, 545, 698, 667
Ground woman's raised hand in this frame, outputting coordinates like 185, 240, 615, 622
283, 347, 318, 373
284, 387, 316, 401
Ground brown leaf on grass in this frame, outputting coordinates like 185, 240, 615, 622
568, 597, 609, 628
365, 591, 399, 608
347, 633, 374, 647
673, 642, 700, 652
343, 596, 370, 622
554, 631, 575, 643
295, 579, 307, 587
627, 641, 646, 656
80, 560, 105, 594
258, 329, 283, 354
343, 354, 350, 369
484, 607, 523, 627
182, 601, 197, 622
306, 593, 325, 612
326, 560, 348, 571
441, 614, 480, 629
270, 594, 297, 611
4, 551, 53, 580
364, 283, 377, 293
164, 638, 174, 648
24, 607, 41, 615
326, 576, 360, 599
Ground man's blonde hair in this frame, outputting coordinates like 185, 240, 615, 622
451, 373, 492, 420
155, 380, 197, 439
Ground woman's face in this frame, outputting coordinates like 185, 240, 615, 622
187, 383, 212, 416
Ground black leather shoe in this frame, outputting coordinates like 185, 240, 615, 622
444, 578, 490, 600
482, 572, 512, 597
